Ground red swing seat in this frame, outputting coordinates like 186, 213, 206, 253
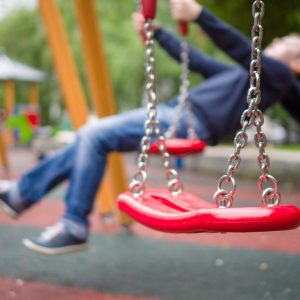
149, 138, 207, 156
117, 191, 300, 233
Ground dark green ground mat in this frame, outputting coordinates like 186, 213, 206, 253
0, 225, 299, 300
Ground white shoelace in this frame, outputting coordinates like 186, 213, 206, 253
40, 222, 66, 241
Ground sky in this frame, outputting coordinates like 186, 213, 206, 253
0, 0, 36, 20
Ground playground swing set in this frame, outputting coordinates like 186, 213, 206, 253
2, 0, 300, 234
117, 0, 300, 233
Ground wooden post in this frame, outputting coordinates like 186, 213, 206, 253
74, 0, 131, 225
0, 129, 9, 170
28, 83, 39, 106
5, 80, 15, 117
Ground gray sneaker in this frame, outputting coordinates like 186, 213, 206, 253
23, 222, 88, 255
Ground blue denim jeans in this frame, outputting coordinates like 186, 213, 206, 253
18, 104, 205, 226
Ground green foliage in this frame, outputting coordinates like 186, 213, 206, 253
0, 1, 299, 126
6, 115, 33, 144
200, 0, 300, 45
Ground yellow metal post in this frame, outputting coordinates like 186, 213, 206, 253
74, 0, 130, 224
28, 83, 39, 106
38, 0, 88, 129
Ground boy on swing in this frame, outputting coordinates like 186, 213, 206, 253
1, 0, 300, 255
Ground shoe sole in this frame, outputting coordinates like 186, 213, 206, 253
22, 238, 88, 255
0, 199, 19, 218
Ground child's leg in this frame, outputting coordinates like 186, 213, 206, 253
0, 143, 76, 217
63, 105, 174, 225
22, 105, 176, 254
18, 143, 76, 206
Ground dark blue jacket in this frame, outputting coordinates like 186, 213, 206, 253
155, 9, 299, 145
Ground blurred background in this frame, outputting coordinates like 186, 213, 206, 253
0, 1, 300, 300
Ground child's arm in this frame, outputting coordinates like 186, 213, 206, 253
155, 27, 233, 78
195, 8, 252, 68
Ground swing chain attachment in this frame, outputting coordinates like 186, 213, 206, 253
257, 174, 281, 206
129, 19, 183, 198
214, 0, 281, 208
214, 175, 236, 208
165, 35, 198, 140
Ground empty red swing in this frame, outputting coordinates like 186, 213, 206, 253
117, 0, 300, 233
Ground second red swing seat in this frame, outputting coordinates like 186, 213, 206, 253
117, 191, 300, 233
149, 138, 207, 156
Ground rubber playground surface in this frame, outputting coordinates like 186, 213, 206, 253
0, 148, 300, 300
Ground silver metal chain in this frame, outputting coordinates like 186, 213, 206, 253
129, 20, 183, 198
214, 0, 281, 208
166, 39, 198, 140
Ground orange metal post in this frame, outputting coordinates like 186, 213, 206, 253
74, 0, 130, 224
28, 83, 39, 106
38, 0, 119, 221
74, 0, 114, 116
38, 0, 88, 129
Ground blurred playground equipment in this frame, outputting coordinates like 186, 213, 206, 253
0, 52, 45, 169
0, 0, 130, 225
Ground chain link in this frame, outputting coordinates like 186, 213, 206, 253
129, 20, 183, 198
214, 0, 281, 207
165, 40, 198, 140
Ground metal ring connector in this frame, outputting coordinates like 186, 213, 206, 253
262, 188, 281, 207
214, 189, 234, 208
